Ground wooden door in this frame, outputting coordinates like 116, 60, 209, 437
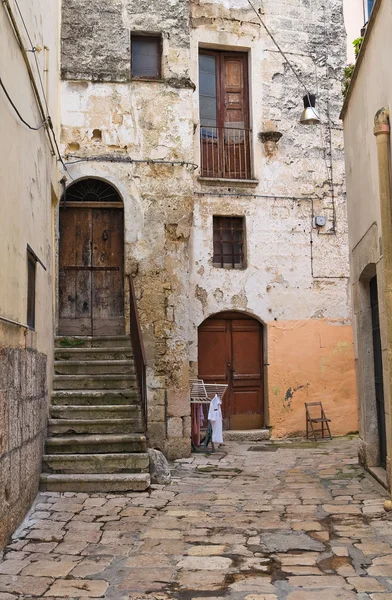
198, 313, 263, 430
370, 276, 386, 468
59, 206, 124, 336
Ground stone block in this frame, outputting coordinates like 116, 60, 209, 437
182, 416, 191, 438
148, 403, 165, 423
0, 391, 8, 457
165, 437, 191, 461
167, 417, 183, 438
148, 422, 166, 451
167, 388, 190, 418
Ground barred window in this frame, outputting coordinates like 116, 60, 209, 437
213, 216, 245, 269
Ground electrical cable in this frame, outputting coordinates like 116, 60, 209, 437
246, 0, 311, 97
65, 154, 198, 170
13, 0, 50, 115
0, 76, 47, 130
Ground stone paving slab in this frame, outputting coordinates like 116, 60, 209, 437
1, 438, 392, 598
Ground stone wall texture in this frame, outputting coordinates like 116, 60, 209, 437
60, 0, 357, 458
0, 348, 48, 547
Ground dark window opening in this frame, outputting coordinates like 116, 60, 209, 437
213, 216, 245, 269
131, 35, 162, 79
27, 251, 37, 329
199, 50, 251, 179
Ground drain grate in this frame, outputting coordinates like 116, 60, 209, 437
248, 446, 278, 452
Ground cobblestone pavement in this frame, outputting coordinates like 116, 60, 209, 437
1, 437, 392, 599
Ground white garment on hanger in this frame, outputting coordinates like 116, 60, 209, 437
208, 394, 223, 444
199, 403, 204, 426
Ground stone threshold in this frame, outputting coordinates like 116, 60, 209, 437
224, 429, 270, 442
367, 465, 388, 489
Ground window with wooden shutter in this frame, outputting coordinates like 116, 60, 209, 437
199, 50, 251, 179
213, 216, 246, 269
131, 35, 162, 79
27, 250, 37, 329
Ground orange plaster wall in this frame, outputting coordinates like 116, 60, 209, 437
267, 319, 358, 438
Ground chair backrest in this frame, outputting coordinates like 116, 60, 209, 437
305, 401, 325, 418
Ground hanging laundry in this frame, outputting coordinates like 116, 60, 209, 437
208, 394, 223, 444
200, 403, 205, 426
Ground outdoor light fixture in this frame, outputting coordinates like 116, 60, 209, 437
299, 94, 321, 125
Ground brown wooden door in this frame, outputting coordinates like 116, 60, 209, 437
198, 313, 263, 430
199, 50, 250, 179
59, 206, 124, 336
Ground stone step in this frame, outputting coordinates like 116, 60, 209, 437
224, 429, 271, 442
55, 347, 134, 361
52, 389, 139, 405
53, 374, 137, 390
48, 418, 143, 436
42, 452, 149, 474
46, 433, 147, 454
50, 404, 141, 420
54, 360, 135, 375
40, 473, 150, 493
55, 336, 132, 348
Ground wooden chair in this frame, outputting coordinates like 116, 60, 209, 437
305, 402, 332, 441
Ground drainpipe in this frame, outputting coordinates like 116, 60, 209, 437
373, 108, 392, 510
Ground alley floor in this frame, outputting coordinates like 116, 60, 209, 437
1, 438, 392, 599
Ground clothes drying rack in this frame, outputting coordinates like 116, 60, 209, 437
189, 378, 228, 452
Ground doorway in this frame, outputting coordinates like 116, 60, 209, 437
198, 312, 264, 430
58, 178, 125, 336
370, 275, 386, 468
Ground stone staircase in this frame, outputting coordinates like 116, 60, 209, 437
40, 336, 150, 492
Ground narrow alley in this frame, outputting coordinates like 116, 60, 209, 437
0, 437, 391, 599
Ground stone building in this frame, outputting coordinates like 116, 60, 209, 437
0, 0, 60, 545
59, 0, 358, 460
341, 0, 392, 487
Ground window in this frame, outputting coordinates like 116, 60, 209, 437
131, 35, 162, 79
365, 0, 374, 21
213, 216, 245, 269
27, 250, 37, 329
199, 50, 250, 180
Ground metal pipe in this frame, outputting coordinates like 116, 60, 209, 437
373, 107, 392, 509
0, 315, 29, 330
2, 0, 56, 156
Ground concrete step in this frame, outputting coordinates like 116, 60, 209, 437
55, 347, 134, 361
48, 418, 143, 436
50, 404, 141, 420
54, 360, 135, 376
42, 452, 149, 474
53, 374, 137, 390
55, 336, 132, 348
40, 473, 150, 493
46, 433, 147, 454
52, 389, 139, 405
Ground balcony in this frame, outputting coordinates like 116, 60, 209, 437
200, 126, 251, 180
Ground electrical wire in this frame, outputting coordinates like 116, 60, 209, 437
0, 76, 47, 130
65, 154, 198, 170
2, 0, 71, 177
246, 0, 311, 97
13, 0, 50, 115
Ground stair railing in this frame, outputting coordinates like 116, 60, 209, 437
128, 274, 147, 437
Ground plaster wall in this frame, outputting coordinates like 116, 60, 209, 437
0, 0, 60, 545
342, 0, 392, 473
343, 0, 365, 62
60, 0, 356, 451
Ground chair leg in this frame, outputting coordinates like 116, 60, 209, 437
306, 417, 309, 440
321, 420, 324, 440
326, 420, 332, 440
310, 419, 317, 442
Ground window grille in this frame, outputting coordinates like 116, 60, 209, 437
213, 216, 245, 269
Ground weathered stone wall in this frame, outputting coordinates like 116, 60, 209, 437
0, 348, 47, 547
60, 0, 357, 451
60, 0, 194, 459
188, 0, 357, 437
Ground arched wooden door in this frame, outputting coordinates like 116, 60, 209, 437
58, 179, 125, 336
198, 312, 264, 430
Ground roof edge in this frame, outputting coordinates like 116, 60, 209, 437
340, 0, 383, 121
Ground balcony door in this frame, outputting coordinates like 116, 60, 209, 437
199, 50, 250, 179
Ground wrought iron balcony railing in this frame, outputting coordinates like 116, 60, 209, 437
200, 126, 251, 180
